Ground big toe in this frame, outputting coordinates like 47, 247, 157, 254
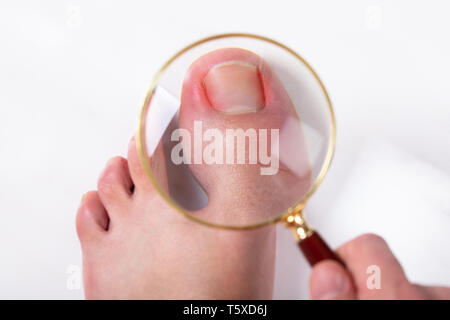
177, 48, 312, 225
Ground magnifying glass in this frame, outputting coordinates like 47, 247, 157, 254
137, 33, 342, 267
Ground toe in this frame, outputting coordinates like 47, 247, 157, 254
128, 135, 168, 195
97, 156, 133, 213
178, 48, 311, 224
76, 191, 108, 244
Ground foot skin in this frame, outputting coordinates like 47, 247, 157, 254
77, 48, 308, 299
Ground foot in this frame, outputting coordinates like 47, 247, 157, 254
76, 48, 309, 299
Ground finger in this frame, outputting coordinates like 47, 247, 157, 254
414, 284, 450, 300
336, 233, 415, 299
310, 260, 356, 300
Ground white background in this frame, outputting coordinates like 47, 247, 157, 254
0, 0, 449, 299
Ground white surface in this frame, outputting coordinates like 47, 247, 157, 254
145, 86, 179, 156
0, 0, 449, 299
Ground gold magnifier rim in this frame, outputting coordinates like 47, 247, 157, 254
137, 32, 336, 230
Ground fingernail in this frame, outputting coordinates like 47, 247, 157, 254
203, 60, 265, 114
311, 264, 350, 300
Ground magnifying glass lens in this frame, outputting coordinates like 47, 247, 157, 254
140, 35, 333, 228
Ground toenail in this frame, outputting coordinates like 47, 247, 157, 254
105, 157, 120, 167
81, 193, 88, 204
203, 60, 265, 114
128, 136, 136, 151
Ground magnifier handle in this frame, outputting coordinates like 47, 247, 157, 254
299, 231, 345, 267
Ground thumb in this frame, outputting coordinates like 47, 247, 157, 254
310, 260, 356, 300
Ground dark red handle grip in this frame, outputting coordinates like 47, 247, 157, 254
298, 231, 345, 267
